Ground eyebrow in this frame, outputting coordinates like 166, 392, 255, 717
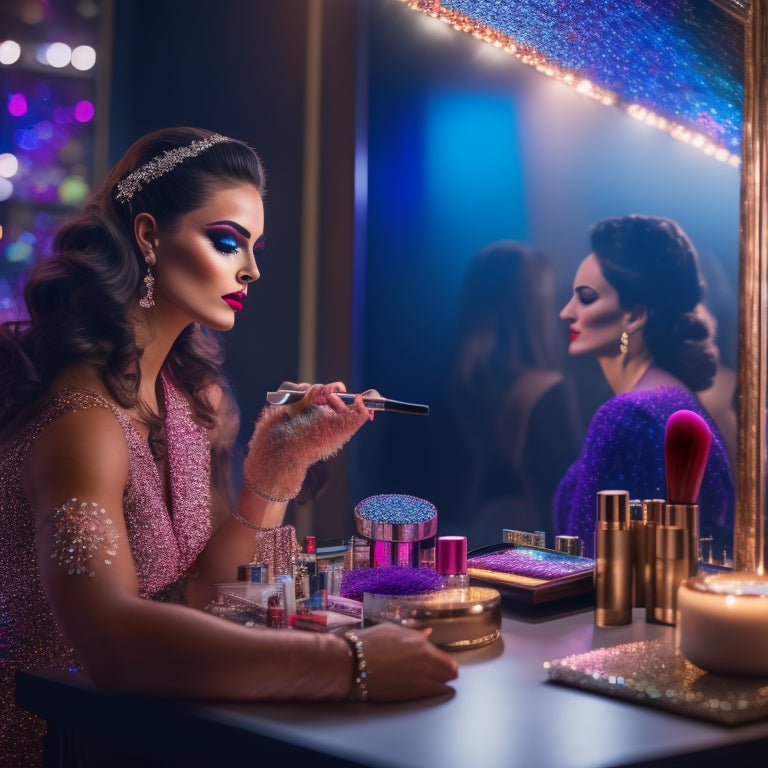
206, 219, 251, 239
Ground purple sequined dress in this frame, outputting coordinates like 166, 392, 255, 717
553, 387, 734, 558
0, 377, 211, 767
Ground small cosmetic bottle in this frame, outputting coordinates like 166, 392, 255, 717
295, 535, 320, 604
595, 490, 632, 627
630, 499, 656, 608
436, 536, 470, 588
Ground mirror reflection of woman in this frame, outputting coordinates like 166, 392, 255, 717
553, 215, 734, 558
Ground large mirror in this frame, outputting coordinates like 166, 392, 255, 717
347, 0, 741, 552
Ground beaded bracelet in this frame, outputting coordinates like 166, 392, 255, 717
343, 631, 369, 702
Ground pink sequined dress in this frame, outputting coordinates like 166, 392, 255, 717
0, 376, 212, 767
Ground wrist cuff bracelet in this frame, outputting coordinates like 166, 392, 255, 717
343, 631, 369, 702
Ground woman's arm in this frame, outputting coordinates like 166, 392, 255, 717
23, 405, 457, 702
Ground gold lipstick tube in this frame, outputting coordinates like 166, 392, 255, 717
595, 490, 632, 627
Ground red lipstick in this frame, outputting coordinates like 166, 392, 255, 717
569, 330, 579, 343
222, 291, 246, 312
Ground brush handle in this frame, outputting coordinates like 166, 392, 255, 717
266, 390, 429, 416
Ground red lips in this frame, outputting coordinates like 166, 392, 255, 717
222, 291, 246, 312
569, 330, 579, 343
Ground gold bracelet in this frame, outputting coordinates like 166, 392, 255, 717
245, 480, 293, 504
343, 631, 369, 702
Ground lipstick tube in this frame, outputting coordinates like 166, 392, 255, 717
595, 490, 632, 627
651, 501, 698, 625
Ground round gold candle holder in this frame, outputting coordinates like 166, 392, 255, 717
678, 572, 768, 676
362, 586, 501, 650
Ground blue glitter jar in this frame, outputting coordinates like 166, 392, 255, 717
354, 493, 438, 569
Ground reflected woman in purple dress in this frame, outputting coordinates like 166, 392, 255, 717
553, 215, 734, 558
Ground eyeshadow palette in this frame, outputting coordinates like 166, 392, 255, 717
467, 544, 595, 604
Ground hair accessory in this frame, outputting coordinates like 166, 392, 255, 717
619, 330, 629, 355
139, 261, 155, 309
115, 133, 229, 203
343, 631, 369, 702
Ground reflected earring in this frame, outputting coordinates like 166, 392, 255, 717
139, 255, 155, 310
619, 330, 629, 356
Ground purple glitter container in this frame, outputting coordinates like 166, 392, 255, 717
354, 493, 438, 569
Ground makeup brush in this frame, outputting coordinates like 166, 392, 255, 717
652, 409, 712, 625
665, 409, 712, 505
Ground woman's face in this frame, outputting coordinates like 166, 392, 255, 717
152, 183, 264, 331
560, 253, 628, 357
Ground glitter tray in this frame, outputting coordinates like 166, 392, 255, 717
544, 638, 768, 726
467, 544, 595, 604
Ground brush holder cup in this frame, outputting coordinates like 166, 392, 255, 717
678, 572, 768, 676
354, 494, 438, 570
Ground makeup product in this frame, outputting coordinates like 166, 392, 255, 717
207, 581, 285, 626
554, 535, 583, 557
652, 410, 711, 625
436, 536, 470, 588
363, 587, 502, 651
640, 499, 663, 622
354, 494, 438, 569
266, 389, 429, 416
466, 544, 594, 603
236, 561, 270, 583
594, 490, 631, 627
629, 498, 655, 608
339, 565, 444, 603
295, 535, 319, 603
503, 529, 546, 548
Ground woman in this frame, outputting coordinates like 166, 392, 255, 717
446, 241, 582, 547
0, 127, 457, 766
553, 214, 734, 558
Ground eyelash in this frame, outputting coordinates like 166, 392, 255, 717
208, 233, 240, 255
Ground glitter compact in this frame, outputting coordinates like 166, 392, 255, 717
364, 586, 502, 651
354, 493, 438, 569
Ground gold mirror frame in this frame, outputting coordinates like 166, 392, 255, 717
735, 0, 767, 572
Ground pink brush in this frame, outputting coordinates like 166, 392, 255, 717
651, 409, 712, 625
665, 409, 712, 504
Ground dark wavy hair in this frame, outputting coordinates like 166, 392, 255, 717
590, 214, 718, 392
0, 127, 266, 504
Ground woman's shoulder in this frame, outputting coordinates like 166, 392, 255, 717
588, 386, 700, 442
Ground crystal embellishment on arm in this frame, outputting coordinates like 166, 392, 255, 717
49, 498, 120, 577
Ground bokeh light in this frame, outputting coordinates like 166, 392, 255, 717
45, 42, 72, 68
0, 178, 14, 203
71, 45, 96, 71
0, 40, 21, 65
58, 175, 90, 205
74, 99, 94, 122
8, 93, 28, 117
0, 154, 19, 178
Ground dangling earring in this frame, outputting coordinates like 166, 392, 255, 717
139, 254, 155, 309
619, 330, 629, 356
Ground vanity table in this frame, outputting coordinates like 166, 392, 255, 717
16, 603, 768, 768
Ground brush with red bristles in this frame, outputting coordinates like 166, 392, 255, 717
649, 409, 714, 624
665, 409, 712, 505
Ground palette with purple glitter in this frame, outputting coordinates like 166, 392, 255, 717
467, 544, 595, 604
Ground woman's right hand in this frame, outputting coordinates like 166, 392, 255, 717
356, 622, 458, 701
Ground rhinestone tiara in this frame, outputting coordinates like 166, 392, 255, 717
115, 133, 230, 203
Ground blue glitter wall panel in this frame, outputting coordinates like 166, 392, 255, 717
402, 0, 744, 164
